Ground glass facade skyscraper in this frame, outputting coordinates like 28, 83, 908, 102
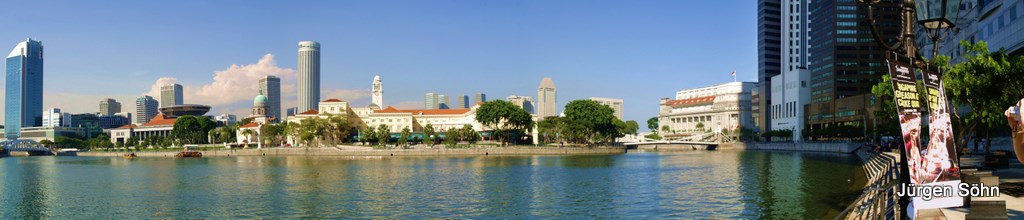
298, 41, 321, 112
259, 75, 281, 120
5, 38, 44, 139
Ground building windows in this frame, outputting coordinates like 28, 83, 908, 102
837, 21, 857, 26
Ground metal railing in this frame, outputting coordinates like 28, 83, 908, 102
836, 150, 901, 220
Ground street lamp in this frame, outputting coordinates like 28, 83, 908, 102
859, 0, 961, 63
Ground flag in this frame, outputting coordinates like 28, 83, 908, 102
731, 70, 736, 76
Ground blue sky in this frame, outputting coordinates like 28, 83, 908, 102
0, 0, 756, 123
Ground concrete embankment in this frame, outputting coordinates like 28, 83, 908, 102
739, 142, 861, 153
78, 146, 628, 157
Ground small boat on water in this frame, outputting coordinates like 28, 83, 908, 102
56, 148, 79, 156
123, 153, 137, 159
175, 145, 202, 158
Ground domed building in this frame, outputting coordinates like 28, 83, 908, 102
238, 91, 273, 148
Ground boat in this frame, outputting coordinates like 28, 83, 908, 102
175, 145, 203, 158
122, 153, 137, 159
56, 148, 80, 156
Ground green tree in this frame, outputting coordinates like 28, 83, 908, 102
424, 124, 436, 147
127, 136, 140, 148
398, 127, 411, 148
537, 116, 564, 145
943, 41, 1024, 152
39, 139, 54, 148
695, 122, 705, 131
171, 115, 217, 145
644, 133, 662, 140
661, 125, 670, 133
647, 117, 659, 132
624, 120, 640, 135
563, 99, 618, 144
376, 124, 391, 148
325, 114, 353, 145
474, 100, 534, 146
461, 124, 479, 145
297, 117, 326, 147
263, 123, 287, 147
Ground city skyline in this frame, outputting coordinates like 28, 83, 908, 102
0, 1, 757, 123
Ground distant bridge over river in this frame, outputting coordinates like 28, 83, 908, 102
623, 141, 720, 150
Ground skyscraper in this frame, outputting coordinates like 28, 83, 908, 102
455, 94, 470, 109
5, 38, 44, 139
473, 93, 487, 104
135, 95, 159, 125
99, 98, 121, 115
536, 77, 556, 118
297, 41, 321, 112
42, 108, 71, 127
425, 93, 439, 109
438, 94, 450, 109
160, 83, 183, 108
372, 75, 383, 107
757, 0, 782, 132
589, 97, 624, 119
259, 75, 281, 120
805, 0, 899, 131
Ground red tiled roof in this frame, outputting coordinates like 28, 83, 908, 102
299, 109, 319, 115
665, 96, 715, 107
373, 106, 471, 115
115, 124, 138, 129
141, 114, 177, 127
323, 98, 343, 102
239, 122, 260, 128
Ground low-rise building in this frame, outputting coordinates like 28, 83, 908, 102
285, 98, 486, 145
658, 82, 755, 140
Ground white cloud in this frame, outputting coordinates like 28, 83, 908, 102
143, 54, 297, 116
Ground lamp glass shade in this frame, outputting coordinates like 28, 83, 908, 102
916, 0, 962, 29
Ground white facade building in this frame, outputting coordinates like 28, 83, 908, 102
372, 75, 383, 108
297, 41, 321, 112
507, 95, 535, 114
42, 108, 71, 127
659, 82, 755, 139
770, 68, 810, 141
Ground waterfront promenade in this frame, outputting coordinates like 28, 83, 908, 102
78, 145, 627, 157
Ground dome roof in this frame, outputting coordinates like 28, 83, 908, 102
254, 94, 268, 106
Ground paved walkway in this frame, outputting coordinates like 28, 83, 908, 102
940, 152, 1024, 219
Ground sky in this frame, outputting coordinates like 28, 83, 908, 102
0, 0, 757, 123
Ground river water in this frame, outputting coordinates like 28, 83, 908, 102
0, 150, 864, 219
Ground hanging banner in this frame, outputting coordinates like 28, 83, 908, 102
916, 69, 963, 208
889, 60, 963, 215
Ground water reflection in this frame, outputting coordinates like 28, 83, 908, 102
0, 151, 862, 218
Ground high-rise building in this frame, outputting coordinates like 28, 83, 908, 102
473, 93, 487, 104
98, 113, 131, 129
756, 0, 782, 133
42, 108, 71, 127
805, 0, 899, 132
99, 98, 121, 116
424, 93, 438, 109
919, 0, 1024, 62
589, 97, 624, 119
372, 75, 383, 108
438, 94, 450, 109
5, 38, 44, 139
536, 77, 557, 118
767, 0, 812, 140
160, 83, 183, 108
286, 107, 298, 117
507, 95, 535, 114
135, 95, 159, 125
259, 75, 281, 120
455, 94, 470, 109
214, 114, 237, 126
297, 41, 321, 112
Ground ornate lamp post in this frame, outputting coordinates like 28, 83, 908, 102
860, 0, 961, 64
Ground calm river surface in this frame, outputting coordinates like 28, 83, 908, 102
0, 150, 864, 219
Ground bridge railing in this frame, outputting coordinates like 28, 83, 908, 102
834, 149, 900, 220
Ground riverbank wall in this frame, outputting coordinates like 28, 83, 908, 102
738, 142, 861, 154
78, 146, 628, 157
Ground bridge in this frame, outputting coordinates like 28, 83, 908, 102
0, 139, 50, 156
623, 140, 720, 150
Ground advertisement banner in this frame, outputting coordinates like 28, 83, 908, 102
889, 60, 963, 214
917, 69, 963, 208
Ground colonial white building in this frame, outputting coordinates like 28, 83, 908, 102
285, 98, 486, 145
658, 82, 755, 139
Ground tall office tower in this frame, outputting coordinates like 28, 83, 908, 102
455, 94, 470, 109
297, 41, 321, 112
473, 93, 487, 104
507, 95, 535, 114
536, 77, 557, 118
757, 0, 782, 132
259, 75, 281, 120
99, 98, 121, 115
806, 0, 900, 131
160, 83, 183, 107
589, 97, 624, 119
135, 95, 159, 125
5, 38, 44, 139
424, 93, 438, 109
438, 94, 450, 109
372, 75, 383, 107
769, 0, 812, 140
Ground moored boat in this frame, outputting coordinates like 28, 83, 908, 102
175, 145, 202, 158
123, 153, 137, 159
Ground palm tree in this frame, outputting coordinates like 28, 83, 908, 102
241, 129, 254, 148
208, 129, 218, 145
